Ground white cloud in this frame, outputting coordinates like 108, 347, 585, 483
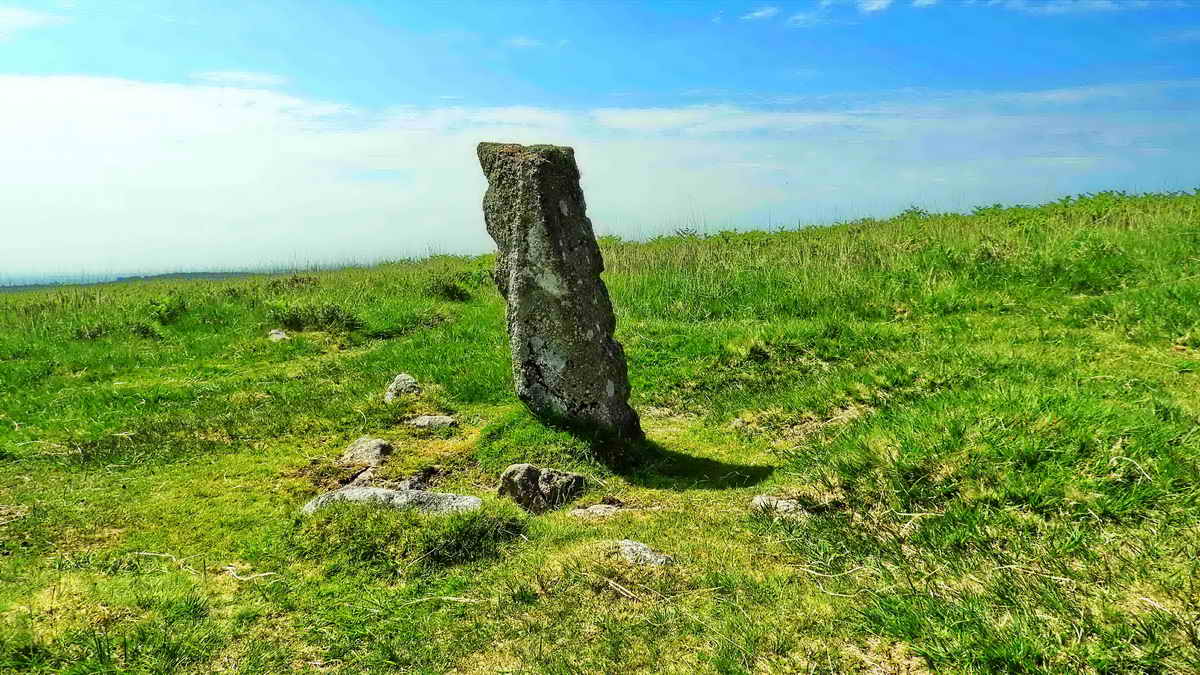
0, 6, 65, 40
858, 0, 895, 11
997, 0, 1175, 14
0, 75, 1196, 278
193, 71, 289, 88
740, 6, 780, 20
504, 36, 543, 48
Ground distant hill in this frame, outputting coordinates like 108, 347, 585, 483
0, 270, 262, 293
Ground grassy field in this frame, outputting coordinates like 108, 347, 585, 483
2, 190, 1199, 673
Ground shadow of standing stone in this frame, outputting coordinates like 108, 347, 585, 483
477, 142, 643, 457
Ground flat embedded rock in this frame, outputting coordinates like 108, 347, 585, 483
477, 142, 642, 449
407, 415, 455, 429
338, 436, 393, 467
301, 487, 481, 515
569, 503, 620, 518
384, 373, 421, 403
498, 463, 586, 512
267, 329, 289, 342
614, 539, 673, 566
751, 495, 806, 518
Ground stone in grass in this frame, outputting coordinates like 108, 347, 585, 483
477, 142, 642, 448
338, 437, 393, 467
301, 486, 481, 515
407, 415, 455, 429
751, 495, 806, 519
498, 463, 587, 513
348, 467, 376, 486
614, 539, 673, 567
569, 503, 620, 518
267, 329, 289, 342
383, 373, 421, 403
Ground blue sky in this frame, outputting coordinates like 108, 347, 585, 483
2, 0, 1199, 279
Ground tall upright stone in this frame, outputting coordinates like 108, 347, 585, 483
477, 142, 642, 445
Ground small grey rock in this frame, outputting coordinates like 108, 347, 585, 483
407, 415, 455, 429
751, 495, 806, 519
267, 329, 289, 342
302, 487, 481, 515
569, 504, 620, 518
384, 373, 421, 403
614, 539, 673, 566
339, 437, 393, 467
498, 463, 586, 512
348, 467, 375, 486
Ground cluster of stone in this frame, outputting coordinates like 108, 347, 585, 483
498, 463, 586, 513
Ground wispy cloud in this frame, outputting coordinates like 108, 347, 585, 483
998, 0, 1178, 14
0, 6, 66, 40
858, 0, 895, 11
592, 105, 852, 133
787, 10, 828, 27
1159, 27, 1200, 42
785, 0, 1182, 17
504, 36, 543, 48
193, 71, 288, 88
740, 6, 780, 20
994, 79, 1200, 104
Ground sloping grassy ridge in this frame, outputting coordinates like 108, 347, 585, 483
1, 191, 1199, 673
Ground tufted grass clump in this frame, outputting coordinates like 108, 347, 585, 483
289, 501, 528, 577
423, 275, 473, 302
475, 408, 608, 474
267, 301, 365, 333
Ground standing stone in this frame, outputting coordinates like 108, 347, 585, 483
477, 142, 642, 444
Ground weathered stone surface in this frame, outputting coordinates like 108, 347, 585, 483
569, 503, 620, 518
614, 539, 673, 566
498, 463, 586, 512
384, 373, 421, 403
751, 495, 806, 518
267, 329, 289, 342
338, 437, 393, 467
407, 415, 455, 429
477, 142, 642, 446
301, 487, 481, 515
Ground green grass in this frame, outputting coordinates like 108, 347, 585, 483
2, 190, 1199, 672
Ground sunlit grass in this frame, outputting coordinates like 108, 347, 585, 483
1, 190, 1199, 672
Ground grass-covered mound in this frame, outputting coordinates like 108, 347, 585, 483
1, 190, 1199, 672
